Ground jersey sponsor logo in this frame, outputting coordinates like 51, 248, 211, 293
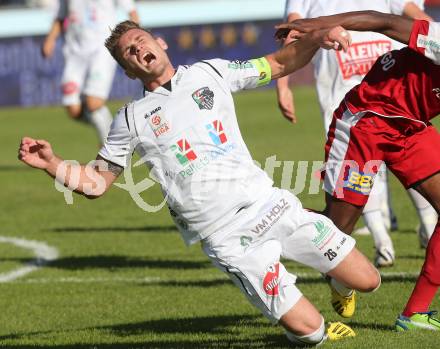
170, 139, 197, 165
62, 81, 79, 95
251, 198, 290, 236
343, 169, 374, 195
263, 262, 280, 296
149, 106, 162, 116
417, 34, 440, 52
380, 52, 395, 71
240, 235, 253, 250
151, 115, 161, 126
228, 60, 253, 69
336, 40, 392, 80
177, 142, 237, 179
433, 87, 440, 100
192, 87, 214, 110
312, 220, 336, 250
206, 120, 227, 145
335, 236, 347, 252
148, 114, 170, 137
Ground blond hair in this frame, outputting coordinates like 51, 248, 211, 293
105, 20, 151, 68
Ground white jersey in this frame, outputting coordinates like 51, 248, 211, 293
285, 0, 413, 131
57, 0, 136, 55
99, 58, 276, 245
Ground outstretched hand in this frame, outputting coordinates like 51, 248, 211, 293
275, 17, 351, 52
318, 26, 352, 51
18, 137, 55, 170
275, 17, 326, 41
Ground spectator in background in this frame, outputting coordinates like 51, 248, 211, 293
276, 0, 435, 273
42, 0, 139, 143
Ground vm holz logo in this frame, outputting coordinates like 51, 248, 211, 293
170, 139, 197, 165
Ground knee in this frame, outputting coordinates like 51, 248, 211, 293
65, 105, 82, 119
357, 268, 381, 293
285, 316, 325, 346
85, 96, 105, 112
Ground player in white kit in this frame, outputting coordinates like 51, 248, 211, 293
277, 0, 436, 270
42, 0, 139, 142
19, 21, 381, 345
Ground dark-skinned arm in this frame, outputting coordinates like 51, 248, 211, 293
275, 11, 414, 46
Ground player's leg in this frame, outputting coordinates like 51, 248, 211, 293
280, 296, 354, 345
326, 247, 381, 293
202, 235, 346, 345
83, 95, 113, 142
407, 188, 437, 248
323, 193, 363, 234
201, 189, 355, 345
383, 169, 399, 231
322, 193, 380, 317
65, 104, 82, 119
386, 125, 440, 330
323, 110, 386, 317
282, 198, 380, 318
363, 170, 395, 267
395, 173, 440, 330
83, 48, 116, 142
61, 53, 87, 120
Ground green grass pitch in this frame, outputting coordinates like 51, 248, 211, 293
0, 87, 439, 348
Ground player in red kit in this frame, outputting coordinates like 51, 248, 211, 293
276, 12, 440, 331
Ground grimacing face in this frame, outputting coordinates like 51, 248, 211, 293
116, 28, 170, 80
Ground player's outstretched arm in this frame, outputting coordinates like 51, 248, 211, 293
42, 19, 62, 58
403, 1, 433, 21
267, 26, 351, 80
18, 137, 122, 199
275, 11, 413, 46
276, 12, 302, 123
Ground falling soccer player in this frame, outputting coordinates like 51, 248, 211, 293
19, 20, 380, 345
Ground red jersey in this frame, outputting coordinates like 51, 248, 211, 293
343, 20, 440, 125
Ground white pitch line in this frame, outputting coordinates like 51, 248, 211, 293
4, 271, 421, 284
0, 236, 59, 283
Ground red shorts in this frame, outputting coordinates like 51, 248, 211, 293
323, 105, 440, 206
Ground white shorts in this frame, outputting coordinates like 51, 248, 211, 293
202, 188, 356, 323
61, 47, 116, 106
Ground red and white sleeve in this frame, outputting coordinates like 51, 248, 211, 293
409, 20, 440, 65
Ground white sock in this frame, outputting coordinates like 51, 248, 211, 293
408, 188, 437, 240
330, 278, 353, 297
84, 106, 113, 143
363, 209, 394, 251
375, 165, 394, 229
285, 317, 326, 346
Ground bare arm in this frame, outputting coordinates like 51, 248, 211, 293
403, 1, 433, 21
276, 12, 302, 123
267, 26, 351, 80
275, 11, 414, 45
128, 9, 140, 24
18, 137, 122, 199
42, 19, 63, 58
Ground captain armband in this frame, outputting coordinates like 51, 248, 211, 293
249, 57, 272, 87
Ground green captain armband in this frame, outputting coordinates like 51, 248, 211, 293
250, 57, 272, 87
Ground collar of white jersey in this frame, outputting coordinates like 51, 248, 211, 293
143, 66, 186, 97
